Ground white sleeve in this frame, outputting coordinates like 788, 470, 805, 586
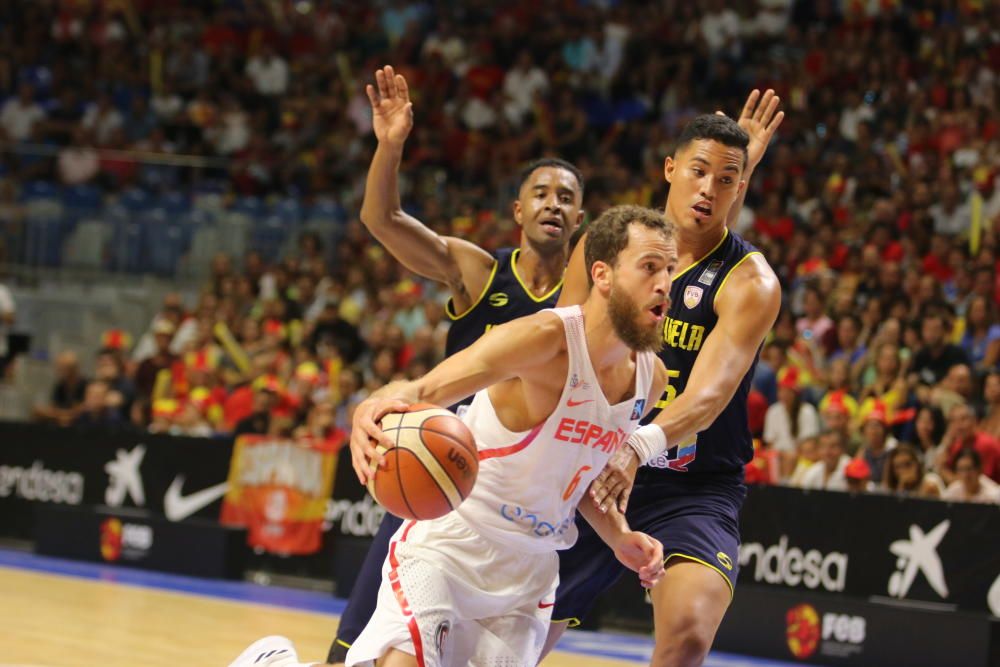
799, 404, 821, 440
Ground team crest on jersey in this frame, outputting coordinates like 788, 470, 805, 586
570, 373, 580, 388
697, 260, 725, 286
683, 286, 703, 309
630, 398, 646, 420
435, 620, 450, 657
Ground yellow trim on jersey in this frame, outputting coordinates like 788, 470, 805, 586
510, 248, 564, 303
671, 228, 729, 281
335, 639, 351, 649
445, 259, 499, 321
712, 251, 763, 308
550, 617, 582, 628
664, 552, 735, 599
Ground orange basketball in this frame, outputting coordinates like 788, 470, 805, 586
366, 403, 479, 520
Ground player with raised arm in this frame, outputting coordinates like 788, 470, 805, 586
542, 108, 783, 666
328, 66, 585, 665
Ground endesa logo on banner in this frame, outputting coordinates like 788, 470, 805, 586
785, 603, 866, 661
0, 460, 84, 505
740, 536, 849, 592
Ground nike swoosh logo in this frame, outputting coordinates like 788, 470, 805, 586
163, 476, 229, 521
538, 601, 555, 609
566, 399, 593, 407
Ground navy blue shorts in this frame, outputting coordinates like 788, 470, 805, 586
552, 470, 746, 625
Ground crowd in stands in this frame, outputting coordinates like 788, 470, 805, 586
2, 1, 999, 503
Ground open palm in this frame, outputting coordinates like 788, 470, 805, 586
366, 65, 413, 146
735, 89, 784, 171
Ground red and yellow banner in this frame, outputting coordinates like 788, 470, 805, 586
220, 435, 339, 555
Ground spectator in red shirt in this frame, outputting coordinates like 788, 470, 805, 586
753, 190, 795, 242
938, 402, 1000, 484
921, 234, 954, 283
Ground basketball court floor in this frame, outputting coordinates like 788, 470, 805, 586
0, 548, 809, 667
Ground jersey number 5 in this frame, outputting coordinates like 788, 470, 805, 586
654, 369, 681, 410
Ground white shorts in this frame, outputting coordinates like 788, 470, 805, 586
345, 511, 559, 667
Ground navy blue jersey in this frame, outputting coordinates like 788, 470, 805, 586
444, 247, 562, 356
643, 229, 763, 479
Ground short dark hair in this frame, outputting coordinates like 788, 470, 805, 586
820, 428, 846, 448
518, 158, 585, 197
674, 114, 750, 168
584, 205, 674, 287
954, 446, 982, 470
839, 313, 861, 330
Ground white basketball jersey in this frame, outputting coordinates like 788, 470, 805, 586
455, 305, 655, 553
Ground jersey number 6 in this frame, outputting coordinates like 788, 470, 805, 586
562, 465, 593, 500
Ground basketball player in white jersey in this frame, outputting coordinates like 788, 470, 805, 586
330, 205, 671, 667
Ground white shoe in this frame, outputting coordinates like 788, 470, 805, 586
228, 636, 304, 667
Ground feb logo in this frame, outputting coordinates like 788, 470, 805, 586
786, 603, 820, 660
100, 517, 123, 562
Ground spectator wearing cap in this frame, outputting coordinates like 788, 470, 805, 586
938, 402, 1000, 485
763, 366, 820, 477
799, 430, 850, 492
857, 400, 899, 483
134, 318, 178, 400
818, 389, 859, 451
884, 444, 943, 499
942, 448, 1000, 504
910, 312, 971, 388
844, 458, 873, 494
133, 293, 188, 362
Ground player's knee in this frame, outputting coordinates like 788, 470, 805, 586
651, 612, 715, 667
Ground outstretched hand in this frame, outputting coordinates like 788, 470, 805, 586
614, 531, 665, 589
366, 65, 414, 146
728, 89, 784, 172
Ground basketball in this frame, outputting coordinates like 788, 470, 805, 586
366, 403, 479, 520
